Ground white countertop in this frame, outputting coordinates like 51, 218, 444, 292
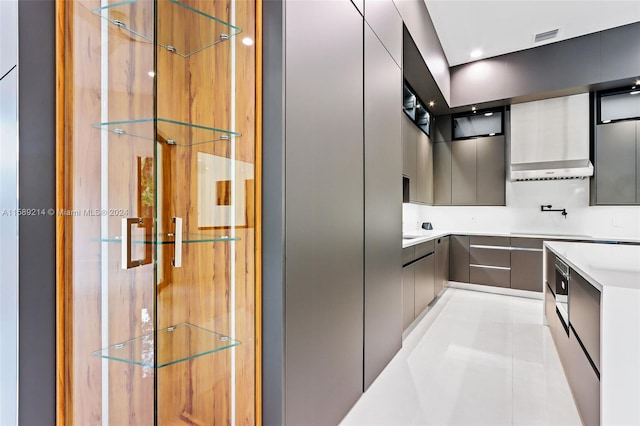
402, 230, 640, 249
544, 241, 640, 291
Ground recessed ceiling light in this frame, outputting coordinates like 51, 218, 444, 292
602, 120, 612, 123
242, 37, 254, 46
636, 79, 640, 85
470, 49, 482, 59
484, 112, 493, 117
147, 71, 155, 77
631, 90, 640, 95
428, 101, 435, 107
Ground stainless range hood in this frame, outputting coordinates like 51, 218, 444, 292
511, 159, 594, 181
510, 93, 594, 181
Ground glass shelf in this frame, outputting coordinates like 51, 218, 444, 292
92, 118, 241, 146
97, 233, 239, 244
92, 322, 240, 368
92, 0, 242, 58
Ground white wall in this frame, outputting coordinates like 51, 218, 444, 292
403, 179, 640, 239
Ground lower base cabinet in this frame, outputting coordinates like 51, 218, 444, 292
414, 254, 435, 316
567, 328, 600, 426
402, 264, 415, 330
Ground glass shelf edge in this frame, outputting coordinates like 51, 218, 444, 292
92, 118, 242, 146
94, 234, 240, 244
91, 0, 242, 58
91, 322, 240, 368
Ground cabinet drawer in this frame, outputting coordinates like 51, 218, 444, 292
470, 236, 510, 247
569, 269, 601, 372
510, 237, 543, 250
402, 247, 415, 266
469, 265, 510, 288
415, 239, 435, 259
470, 246, 510, 267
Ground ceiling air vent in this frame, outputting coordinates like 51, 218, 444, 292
534, 29, 559, 43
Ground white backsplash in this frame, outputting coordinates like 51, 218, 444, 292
403, 179, 640, 239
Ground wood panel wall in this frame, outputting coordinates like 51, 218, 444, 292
58, 0, 259, 424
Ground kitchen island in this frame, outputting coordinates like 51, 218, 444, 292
544, 241, 640, 426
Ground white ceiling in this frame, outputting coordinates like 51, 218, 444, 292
424, 0, 640, 67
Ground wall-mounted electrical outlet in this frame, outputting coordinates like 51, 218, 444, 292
612, 217, 621, 228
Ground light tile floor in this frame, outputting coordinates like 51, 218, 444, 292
340, 288, 582, 426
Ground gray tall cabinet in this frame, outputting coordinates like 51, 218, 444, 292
263, 0, 403, 424
595, 121, 640, 204
364, 10, 402, 390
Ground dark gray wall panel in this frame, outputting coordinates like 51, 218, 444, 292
601, 22, 640, 83
18, 0, 56, 424
364, 23, 402, 390
394, 0, 450, 101
285, 2, 364, 424
262, 0, 285, 423
365, 0, 402, 67
503, 34, 600, 100
450, 58, 508, 107
451, 23, 640, 107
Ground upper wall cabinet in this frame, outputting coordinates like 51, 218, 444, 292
593, 87, 640, 205
433, 114, 505, 206
594, 121, 640, 205
402, 114, 433, 204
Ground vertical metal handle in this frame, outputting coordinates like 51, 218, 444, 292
172, 217, 182, 268
122, 217, 143, 269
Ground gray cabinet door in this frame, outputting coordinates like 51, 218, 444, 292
284, 2, 364, 424
402, 114, 417, 201
414, 254, 435, 316
402, 264, 415, 330
449, 235, 470, 283
511, 250, 543, 292
433, 141, 452, 205
569, 270, 601, 372
364, 23, 402, 390
544, 283, 556, 334
596, 121, 636, 204
566, 330, 600, 426
476, 136, 505, 205
451, 139, 477, 204
545, 248, 556, 289
434, 236, 449, 295
416, 132, 433, 204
